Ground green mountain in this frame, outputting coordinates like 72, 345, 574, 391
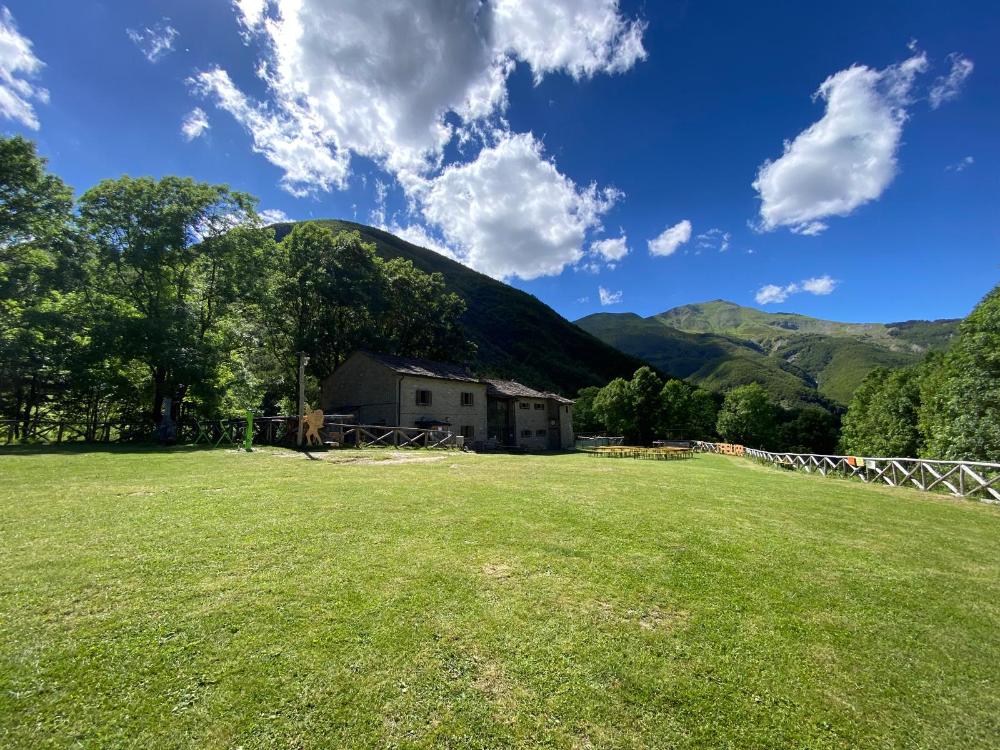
577, 301, 959, 406
272, 220, 649, 394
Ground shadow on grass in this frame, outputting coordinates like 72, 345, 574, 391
0, 442, 245, 457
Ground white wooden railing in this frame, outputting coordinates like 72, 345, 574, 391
692, 441, 1000, 504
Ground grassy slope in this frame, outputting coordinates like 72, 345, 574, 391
576, 313, 828, 408
657, 300, 959, 351
2, 447, 998, 749
578, 302, 959, 406
272, 220, 649, 394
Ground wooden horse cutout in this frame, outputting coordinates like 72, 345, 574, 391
302, 408, 325, 447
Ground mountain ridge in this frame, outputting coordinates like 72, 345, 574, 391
577, 300, 959, 406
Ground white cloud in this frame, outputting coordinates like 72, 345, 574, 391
756, 283, 797, 305
929, 54, 973, 109
180, 107, 210, 141
648, 219, 692, 257
801, 274, 837, 295
233, 0, 268, 31
599, 286, 622, 305
945, 155, 974, 172
696, 227, 731, 252
126, 19, 178, 63
0, 7, 47, 130
753, 51, 928, 235
205, 0, 645, 184
198, 1, 646, 279
590, 233, 630, 263
190, 68, 350, 196
419, 132, 619, 280
493, 0, 647, 81
258, 208, 291, 225
755, 274, 837, 304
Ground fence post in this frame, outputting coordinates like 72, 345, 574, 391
244, 410, 254, 452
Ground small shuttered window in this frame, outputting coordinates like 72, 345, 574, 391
415, 389, 432, 406
461, 392, 474, 406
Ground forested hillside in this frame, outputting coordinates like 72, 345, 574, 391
578, 301, 959, 406
272, 220, 649, 394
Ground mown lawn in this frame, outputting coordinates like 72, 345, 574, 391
1, 447, 998, 749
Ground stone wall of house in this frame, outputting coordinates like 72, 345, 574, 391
320, 352, 398, 425
558, 403, 575, 449
399, 375, 487, 442
513, 397, 551, 450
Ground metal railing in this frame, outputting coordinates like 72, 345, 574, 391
692, 441, 1000, 504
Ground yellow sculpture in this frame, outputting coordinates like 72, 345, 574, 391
302, 408, 325, 447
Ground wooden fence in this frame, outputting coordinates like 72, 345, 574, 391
1, 416, 461, 451
693, 441, 1000, 504
1, 418, 155, 445
332, 423, 462, 450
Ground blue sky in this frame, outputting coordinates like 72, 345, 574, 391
2, 1, 997, 323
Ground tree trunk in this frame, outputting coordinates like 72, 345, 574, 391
23, 374, 39, 437
151, 366, 167, 423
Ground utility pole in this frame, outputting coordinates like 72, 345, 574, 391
296, 351, 309, 448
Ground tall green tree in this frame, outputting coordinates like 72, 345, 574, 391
659, 379, 691, 439
658, 380, 719, 441
716, 383, 775, 447
77, 176, 269, 422
572, 386, 603, 434
919, 285, 1000, 461
593, 377, 636, 439
687, 388, 719, 440
630, 366, 664, 444
0, 136, 76, 431
840, 367, 923, 457
274, 223, 384, 384
377, 257, 469, 363
779, 407, 839, 454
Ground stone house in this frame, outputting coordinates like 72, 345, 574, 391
321, 351, 574, 450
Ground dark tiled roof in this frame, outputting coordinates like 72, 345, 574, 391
482, 378, 571, 401
482, 378, 548, 399
543, 392, 575, 405
360, 351, 480, 383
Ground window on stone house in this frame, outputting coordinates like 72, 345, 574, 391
415, 389, 432, 406
461, 392, 474, 406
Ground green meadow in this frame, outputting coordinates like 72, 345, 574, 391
1, 447, 998, 749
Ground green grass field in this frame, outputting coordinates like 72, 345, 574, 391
2, 447, 998, 749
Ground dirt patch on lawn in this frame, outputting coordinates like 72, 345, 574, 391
246, 447, 452, 465
481, 562, 519, 579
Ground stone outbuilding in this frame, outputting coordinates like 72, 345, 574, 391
482, 379, 574, 451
